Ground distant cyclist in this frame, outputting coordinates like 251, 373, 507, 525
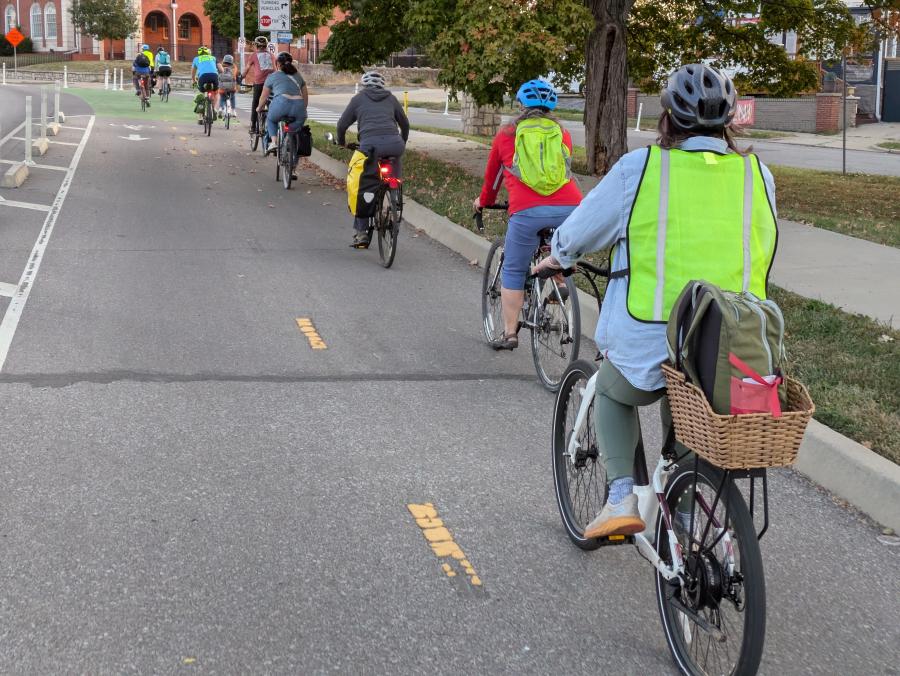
191, 46, 219, 125
156, 47, 172, 93
141, 44, 156, 93
131, 49, 152, 105
473, 79, 582, 350
336, 71, 410, 248
242, 36, 276, 136
218, 55, 239, 120
257, 51, 308, 160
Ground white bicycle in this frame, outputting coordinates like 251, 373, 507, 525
552, 338, 768, 673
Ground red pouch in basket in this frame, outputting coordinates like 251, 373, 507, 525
729, 353, 783, 417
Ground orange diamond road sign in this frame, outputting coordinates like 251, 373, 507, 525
5, 27, 24, 48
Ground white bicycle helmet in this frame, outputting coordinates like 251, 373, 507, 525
360, 71, 386, 88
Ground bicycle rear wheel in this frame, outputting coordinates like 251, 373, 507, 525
655, 461, 766, 676
204, 100, 213, 136
552, 359, 606, 550
531, 275, 581, 392
376, 189, 399, 268
225, 110, 231, 130
481, 239, 505, 344
281, 133, 293, 189
141, 95, 147, 112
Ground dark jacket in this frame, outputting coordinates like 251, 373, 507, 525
336, 87, 410, 145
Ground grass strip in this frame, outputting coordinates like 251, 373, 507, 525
64, 87, 202, 123
311, 119, 898, 463
771, 287, 899, 464
769, 166, 900, 248
875, 141, 900, 150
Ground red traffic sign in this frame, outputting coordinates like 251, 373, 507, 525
260, 15, 272, 27
5, 27, 25, 48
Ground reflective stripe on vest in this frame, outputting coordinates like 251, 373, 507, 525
625, 146, 777, 323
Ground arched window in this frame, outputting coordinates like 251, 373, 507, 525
44, 2, 56, 40
30, 3, 42, 39
4, 5, 15, 34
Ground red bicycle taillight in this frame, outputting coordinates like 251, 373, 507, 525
379, 163, 392, 177
282, 123, 290, 132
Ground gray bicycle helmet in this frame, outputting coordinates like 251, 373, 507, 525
661, 64, 737, 132
222, 54, 234, 65
360, 71, 386, 88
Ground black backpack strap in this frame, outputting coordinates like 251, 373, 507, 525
608, 267, 629, 280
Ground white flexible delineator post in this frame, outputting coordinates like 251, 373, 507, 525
635, 102, 643, 131
55, 81, 61, 124
24, 96, 33, 165
104, 68, 109, 90
2, 63, 6, 86
444, 94, 449, 115
63, 65, 69, 89
40, 86, 48, 140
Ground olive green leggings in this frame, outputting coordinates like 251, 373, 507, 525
594, 359, 673, 482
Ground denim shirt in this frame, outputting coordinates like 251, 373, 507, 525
550, 137, 778, 391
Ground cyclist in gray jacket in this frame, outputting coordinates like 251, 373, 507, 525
336, 71, 410, 248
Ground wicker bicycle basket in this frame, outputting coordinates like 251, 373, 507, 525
661, 363, 815, 470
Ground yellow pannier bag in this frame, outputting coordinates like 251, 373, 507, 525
346, 149, 380, 217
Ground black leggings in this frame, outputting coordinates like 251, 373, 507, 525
251, 84, 265, 131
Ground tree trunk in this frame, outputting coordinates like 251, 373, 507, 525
584, 0, 633, 176
461, 92, 501, 137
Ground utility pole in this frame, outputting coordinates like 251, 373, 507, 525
239, 0, 245, 72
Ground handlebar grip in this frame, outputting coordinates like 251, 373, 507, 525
473, 211, 485, 233
535, 266, 574, 280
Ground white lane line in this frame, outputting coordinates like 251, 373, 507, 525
0, 121, 26, 147
10, 137, 81, 147
60, 126, 88, 131
0, 159, 68, 171
0, 283, 17, 298
0, 115, 95, 372
0, 199, 52, 212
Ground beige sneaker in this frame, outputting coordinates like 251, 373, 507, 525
584, 493, 645, 539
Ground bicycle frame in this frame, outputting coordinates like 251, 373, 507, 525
564, 369, 687, 581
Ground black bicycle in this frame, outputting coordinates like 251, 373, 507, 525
274, 118, 302, 189
198, 85, 216, 137
327, 133, 403, 269
476, 204, 582, 391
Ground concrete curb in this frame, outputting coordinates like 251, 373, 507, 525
305, 148, 899, 532
795, 421, 900, 532
1, 161, 28, 188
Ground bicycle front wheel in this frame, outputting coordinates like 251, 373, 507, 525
281, 133, 293, 189
552, 359, 606, 550
655, 460, 766, 676
531, 275, 581, 392
376, 189, 399, 268
481, 239, 505, 344
204, 100, 213, 136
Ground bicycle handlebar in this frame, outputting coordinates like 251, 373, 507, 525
472, 202, 510, 233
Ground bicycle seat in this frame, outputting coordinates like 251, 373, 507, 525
537, 227, 557, 240
282, 116, 297, 124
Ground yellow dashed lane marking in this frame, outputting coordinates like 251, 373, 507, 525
408, 503, 482, 587
296, 317, 327, 349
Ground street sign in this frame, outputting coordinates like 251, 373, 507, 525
5, 27, 24, 48
258, 0, 290, 32
276, 31, 293, 43
734, 98, 756, 126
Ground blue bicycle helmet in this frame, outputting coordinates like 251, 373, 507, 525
516, 79, 558, 110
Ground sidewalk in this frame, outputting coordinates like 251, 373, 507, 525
406, 128, 900, 328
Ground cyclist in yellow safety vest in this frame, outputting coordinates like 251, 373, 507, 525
534, 64, 777, 538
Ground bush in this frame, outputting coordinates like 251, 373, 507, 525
0, 32, 34, 56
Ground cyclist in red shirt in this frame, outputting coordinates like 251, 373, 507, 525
242, 36, 276, 135
474, 80, 583, 350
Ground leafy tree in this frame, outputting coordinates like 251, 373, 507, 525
201, 0, 333, 39
70, 0, 139, 48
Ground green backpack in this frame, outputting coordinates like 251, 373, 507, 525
667, 281, 787, 415
508, 117, 571, 196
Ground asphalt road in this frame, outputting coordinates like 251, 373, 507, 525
301, 99, 900, 177
0, 86, 898, 673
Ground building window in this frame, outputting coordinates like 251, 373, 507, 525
162, 26, 168, 39
44, 2, 56, 40
148, 14, 157, 32
4, 6, 14, 33
178, 16, 192, 40
30, 3, 42, 39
